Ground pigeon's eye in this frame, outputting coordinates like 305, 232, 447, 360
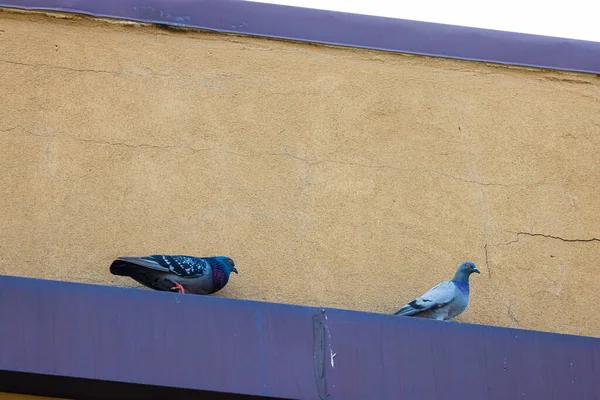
227, 259, 233, 265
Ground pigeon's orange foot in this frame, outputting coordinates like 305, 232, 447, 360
171, 282, 185, 293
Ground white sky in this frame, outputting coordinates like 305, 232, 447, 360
248, 0, 600, 43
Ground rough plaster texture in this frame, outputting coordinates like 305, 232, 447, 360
1, 10, 599, 337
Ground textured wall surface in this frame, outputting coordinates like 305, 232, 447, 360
1, 10, 599, 337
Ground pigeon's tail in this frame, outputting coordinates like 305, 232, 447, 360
110, 260, 136, 276
110, 260, 175, 291
394, 307, 414, 316
394, 301, 421, 316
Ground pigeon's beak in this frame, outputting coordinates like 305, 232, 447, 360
473, 267, 481, 274
232, 267, 238, 274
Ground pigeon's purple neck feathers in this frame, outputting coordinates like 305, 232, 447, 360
211, 264, 230, 291
452, 268, 473, 293
452, 279, 470, 294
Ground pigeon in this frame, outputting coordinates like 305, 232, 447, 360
394, 261, 480, 320
110, 255, 238, 295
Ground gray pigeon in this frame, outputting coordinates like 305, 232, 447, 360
394, 261, 480, 320
110, 255, 238, 295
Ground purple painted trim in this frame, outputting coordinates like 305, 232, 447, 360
1, 0, 600, 74
0, 274, 599, 399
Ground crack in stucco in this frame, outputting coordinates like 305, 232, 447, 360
2, 125, 559, 189
0, 58, 170, 77
503, 236, 520, 246
506, 232, 600, 245
506, 304, 520, 326
484, 243, 491, 278
266, 151, 546, 187
7, 126, 218, 153
266, 151, 324, 166
437, 172, 533, 187
559, 132, 595, 144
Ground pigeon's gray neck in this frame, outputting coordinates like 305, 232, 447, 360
452, 269, 471, 284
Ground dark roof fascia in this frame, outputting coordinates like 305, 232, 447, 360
1, 0, 600, 75
0, 369, 273, 400
0, 274, 599, 399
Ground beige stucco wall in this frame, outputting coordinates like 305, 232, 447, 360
1, 9, 599, 337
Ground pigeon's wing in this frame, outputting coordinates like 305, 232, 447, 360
148, 255, 209, 278
114, 256, 171, 273
394, 281, 457, 316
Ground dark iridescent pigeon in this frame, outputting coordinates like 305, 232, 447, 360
110, 255, 238, 295
394, 261, 480, 320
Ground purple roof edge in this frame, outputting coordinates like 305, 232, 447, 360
1, 0, 600, 74
0, 273, 599, 399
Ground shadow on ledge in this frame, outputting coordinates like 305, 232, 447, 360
0, 370, 276, 400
